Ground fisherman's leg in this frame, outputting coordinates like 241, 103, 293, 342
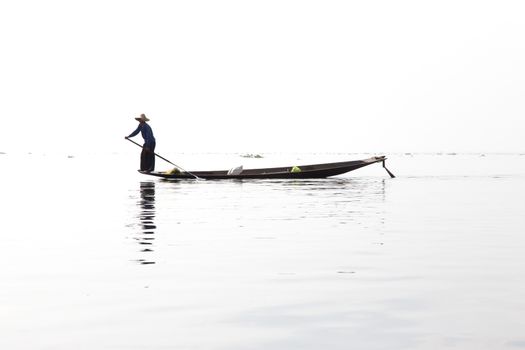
149, 142, 156, 171
148, 153, 155, 171
140, 148, 148, 171
143, 151, 153, 172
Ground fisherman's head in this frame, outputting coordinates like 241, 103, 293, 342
135, 114, 149, 123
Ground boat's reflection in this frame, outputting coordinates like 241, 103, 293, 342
134, 181, 156, 265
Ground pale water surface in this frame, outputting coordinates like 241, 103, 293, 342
1, 152, 524, 349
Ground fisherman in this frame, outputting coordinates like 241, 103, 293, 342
125, 114, 156, 172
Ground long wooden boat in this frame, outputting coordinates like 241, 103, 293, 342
139, 156, 394, 180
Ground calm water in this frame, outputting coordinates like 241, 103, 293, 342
1, 152, 525, 349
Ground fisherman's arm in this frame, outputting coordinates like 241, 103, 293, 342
125, 124, 142, 139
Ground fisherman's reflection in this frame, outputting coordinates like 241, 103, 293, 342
135, 181, 156, 264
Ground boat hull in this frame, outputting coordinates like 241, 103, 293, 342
139, 156, 388, 180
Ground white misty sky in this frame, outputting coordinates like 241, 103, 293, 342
1, 0, 524, 154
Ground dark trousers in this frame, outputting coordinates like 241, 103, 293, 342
140, 142, 156, 171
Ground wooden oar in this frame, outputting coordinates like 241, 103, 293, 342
126, 138, 203, 180
382, 159, 395, 178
